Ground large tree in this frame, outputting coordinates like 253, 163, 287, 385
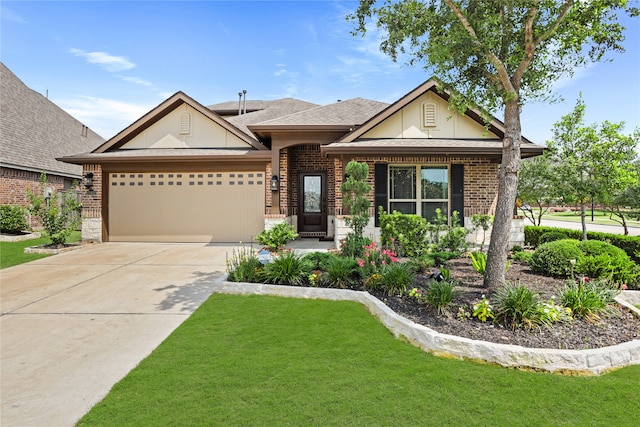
517, 153, 559, 226
350, 0, 631, 290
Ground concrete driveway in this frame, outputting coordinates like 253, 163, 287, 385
1, 242, 236, 427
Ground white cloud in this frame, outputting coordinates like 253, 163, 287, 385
69, 49, 136, 72
54, 95, 153, 139
274, 69, 287, 76
118, 75, 152, 86
1, 6, 27, 24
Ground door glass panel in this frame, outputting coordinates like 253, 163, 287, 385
303, 176, 321, 213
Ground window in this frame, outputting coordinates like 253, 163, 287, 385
389, 165, 448, 221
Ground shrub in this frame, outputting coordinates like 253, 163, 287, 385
575, 240, 638, 285
525, 225, 640, 262
341, 161, 372, 239
303, 251, 337, 271
424, 280, 459, 315
325, 256, 356, 288
379, 207, 428, 258
494, 283, 542, 329
438, 211, 469, 253
529, 239, 583, 277
512, 251, 533, 264
226, 246, 264, 283
380, 262, 415, 296
407, 254, 435, 273
560, 278, 618, 321
470, 251, 487, 275
471, 214, 493, 251
511, 245, 524, 253
431, 251, 459, 266
27, 173, 81, 245
340, 233, 372, 259
0, 205, 29, 234
539, 231, 568, 245
256, 222, 298, 252
263, 250, 310, 285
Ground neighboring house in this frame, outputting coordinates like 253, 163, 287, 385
59, 79, 544, 246
0, 62, 105, 213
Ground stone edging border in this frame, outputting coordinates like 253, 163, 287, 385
0, 232, 41, 242
24, 244, 83, 255
215, 280, 640, 376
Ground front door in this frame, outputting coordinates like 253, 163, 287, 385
298, 172, 327, 235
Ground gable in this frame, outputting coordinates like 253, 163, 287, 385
360, 91, 498, 140
120, 103, 253, 149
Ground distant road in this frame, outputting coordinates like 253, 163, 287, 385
537, 219, 640, 237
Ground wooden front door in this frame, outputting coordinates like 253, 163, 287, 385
298, 172, 327, 235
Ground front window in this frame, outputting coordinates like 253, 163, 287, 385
389, 165, 449, 221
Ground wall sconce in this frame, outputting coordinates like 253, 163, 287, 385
84, 172, 94, 190
270, 175, 279, 191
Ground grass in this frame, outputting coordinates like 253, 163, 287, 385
78, 294, 640, 426
0, 231, 81, 269
537, 209, 640, 228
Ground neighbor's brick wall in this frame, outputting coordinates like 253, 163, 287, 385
1, 167, 67, 206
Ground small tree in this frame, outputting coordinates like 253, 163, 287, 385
517, 153, 559, 226
340, 161, 372, 257
471, 214, 493, 251
27, 172, 80, 245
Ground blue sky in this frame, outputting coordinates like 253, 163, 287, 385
2, 1, 638, 144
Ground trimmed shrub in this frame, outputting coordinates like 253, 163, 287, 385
539, 231, 568, 245
379, 208, 428, 258
0, 205, 29, 234
529, 239, 583, 277
576, 240, 639, 285
525, 225, 640, 262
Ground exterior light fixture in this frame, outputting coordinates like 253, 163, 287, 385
270, 175, 279, 191
84, 172, 94, 190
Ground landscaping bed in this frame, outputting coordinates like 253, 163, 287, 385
368, 258, 640, 350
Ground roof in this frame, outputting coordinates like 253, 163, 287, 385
0, 62, 105, 178
224, 98, 320, 138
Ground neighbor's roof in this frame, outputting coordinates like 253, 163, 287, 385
0, 62, 105, 178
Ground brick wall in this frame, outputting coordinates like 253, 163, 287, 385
1, 167, 67, 206
81, 164, 102, 219
285, 144, 336, 215
338, 155, 499, 217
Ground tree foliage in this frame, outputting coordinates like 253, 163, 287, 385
341, 160, 372, 238
349, 0, 631, 290
547, 97, 639, 237
517, 153, 559, 226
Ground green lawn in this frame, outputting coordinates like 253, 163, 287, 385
0, 231, 81, 269
79, 294, 640, 426
538, 209, 640, 228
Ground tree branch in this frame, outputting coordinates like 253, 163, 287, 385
443, 0, 516, 97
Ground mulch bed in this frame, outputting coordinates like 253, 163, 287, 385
365, 259, 640, 350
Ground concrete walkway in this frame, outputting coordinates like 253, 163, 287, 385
539, 219, 640, 236
0, 242, 238, 427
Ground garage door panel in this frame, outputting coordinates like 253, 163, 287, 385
108, 171, 264, 242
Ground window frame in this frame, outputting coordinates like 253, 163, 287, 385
388, 164, 450, 221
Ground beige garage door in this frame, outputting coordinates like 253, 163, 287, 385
108, 171, 265, 243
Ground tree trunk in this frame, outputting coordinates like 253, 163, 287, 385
580, 201, 587, 240
484, 100, 521, 291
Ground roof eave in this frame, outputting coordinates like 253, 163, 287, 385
57, 151, 272, 165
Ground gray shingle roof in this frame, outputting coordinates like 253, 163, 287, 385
222, 98, 320, 137
0, 62, 105, 177
255, 98, 389, 127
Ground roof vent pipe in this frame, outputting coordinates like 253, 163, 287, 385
238, 92, 242, 115
243, 89, 247, 115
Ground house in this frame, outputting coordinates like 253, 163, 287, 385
0, 62, 105, 212
59, 79, 544, 246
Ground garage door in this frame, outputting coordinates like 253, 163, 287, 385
108, 171, 265, 243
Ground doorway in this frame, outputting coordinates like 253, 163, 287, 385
298, 172, 327, 236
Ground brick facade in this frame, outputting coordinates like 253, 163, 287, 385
285, 144, 336, 216
1, 167, 69, 206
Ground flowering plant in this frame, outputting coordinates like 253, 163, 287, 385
472, 295, 495, 322
356, 242, 398, 279
409, 287, 428, 305
308, 270, 321, 287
